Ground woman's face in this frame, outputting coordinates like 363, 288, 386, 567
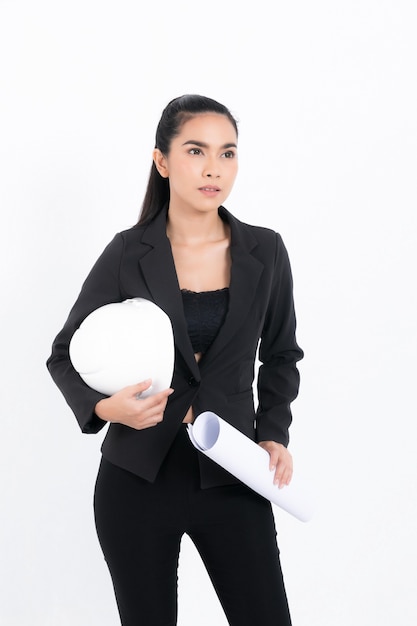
154, 113, 238, 215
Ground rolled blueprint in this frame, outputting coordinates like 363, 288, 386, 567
188, 411, 315, 522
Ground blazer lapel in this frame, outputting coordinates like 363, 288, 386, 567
201, 208, 264, 364
137, 210, 200, 380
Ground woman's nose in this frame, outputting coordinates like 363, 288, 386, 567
204, 161, 220, 178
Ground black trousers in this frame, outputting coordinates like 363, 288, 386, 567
94, 426, 292, 626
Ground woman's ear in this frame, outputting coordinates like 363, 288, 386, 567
153, 148, 169, 178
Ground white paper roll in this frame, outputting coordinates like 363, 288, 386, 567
188, 411, 315, 522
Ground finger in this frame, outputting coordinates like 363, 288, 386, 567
274, 460, 293, 488
126, 379, 153, 398
133, 418, 162, 430
143, 415, 164, 428
135, 386, 174, 402
267, 450, 280, 472
273, 465, 284, 487
274, 470, 284, 488
141, 404, 167, 422
140, 391, 173, 414
131, 408, 165, 429
132, 380, 173, 400
144, 404, 167, 426
135, 391, 173, 421
283, 467, 293, 486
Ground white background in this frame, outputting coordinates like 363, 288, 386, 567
1, 1, 416, 624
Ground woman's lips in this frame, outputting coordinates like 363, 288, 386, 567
198, 186, 221, 196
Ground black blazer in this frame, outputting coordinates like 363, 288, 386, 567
47, 207, 303, 488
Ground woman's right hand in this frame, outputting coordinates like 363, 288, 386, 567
95, 379, 174, 430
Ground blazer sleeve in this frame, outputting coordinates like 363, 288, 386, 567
46, 233, 125, 434
255, 233, 304, 446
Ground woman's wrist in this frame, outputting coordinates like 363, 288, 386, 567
95, 398, 113, 422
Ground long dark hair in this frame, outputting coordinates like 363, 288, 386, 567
135, 94, 238, 226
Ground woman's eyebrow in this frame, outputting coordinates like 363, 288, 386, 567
182, 140, 238, 149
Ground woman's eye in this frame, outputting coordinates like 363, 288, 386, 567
222, 151, 236, 159
189, 148, 201, 155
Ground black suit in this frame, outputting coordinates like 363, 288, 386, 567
47, 206, 303, 488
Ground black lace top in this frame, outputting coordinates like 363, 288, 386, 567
181, 288, 229, 354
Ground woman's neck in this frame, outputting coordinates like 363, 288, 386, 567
166, 206, 228, 245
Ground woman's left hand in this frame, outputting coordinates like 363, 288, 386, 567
258, 441, 293, 489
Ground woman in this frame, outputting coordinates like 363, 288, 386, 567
47, 94, 303, 625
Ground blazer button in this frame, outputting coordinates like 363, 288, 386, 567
188, 376, 199, 387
